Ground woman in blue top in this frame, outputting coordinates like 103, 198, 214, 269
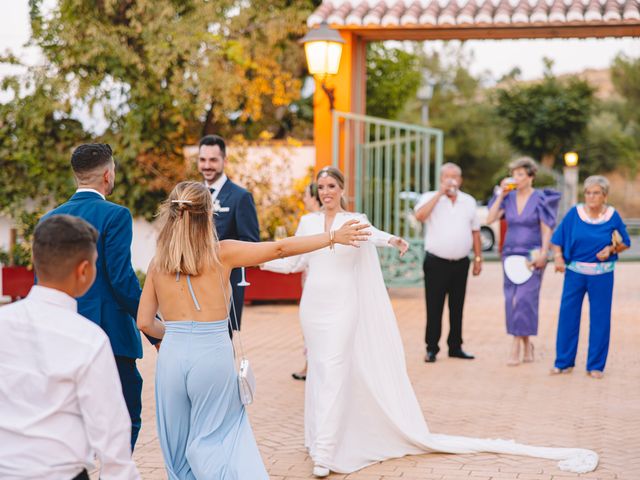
551, 175, 630, 379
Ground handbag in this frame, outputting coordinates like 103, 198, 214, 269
219, 270, 256, 405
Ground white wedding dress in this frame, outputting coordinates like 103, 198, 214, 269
263, 211, 597, 474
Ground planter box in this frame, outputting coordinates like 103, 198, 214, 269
1, 266, 35, 300
244, 267, 302, 303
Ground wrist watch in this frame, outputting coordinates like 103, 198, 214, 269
474, 256, 482, 263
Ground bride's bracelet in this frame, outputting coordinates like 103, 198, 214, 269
329, 230, 336, 251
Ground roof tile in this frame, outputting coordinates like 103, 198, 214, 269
307, 0, 640, 29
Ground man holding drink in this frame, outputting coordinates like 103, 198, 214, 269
414, 163, 483, 363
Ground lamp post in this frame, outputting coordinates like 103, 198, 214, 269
563, 151, 579, 214
299, 22, 345, 110
416, 76, 435, 125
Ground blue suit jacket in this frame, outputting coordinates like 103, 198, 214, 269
43, 191, 143, 358
214, 180, 259, 242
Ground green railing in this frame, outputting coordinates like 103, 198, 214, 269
332, 111, 444, 286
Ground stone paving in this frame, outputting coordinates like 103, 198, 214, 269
124, 262, 640, 480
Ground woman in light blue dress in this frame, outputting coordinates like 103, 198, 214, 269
136, 181, 369, 479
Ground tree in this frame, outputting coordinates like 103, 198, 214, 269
495, 60, 594, 168
611, 54, 640, 125
575, 111, 637, 177
1, 0, 318, 218
366, 43, 422, 119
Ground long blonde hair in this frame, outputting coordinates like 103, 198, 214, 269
156, 181, 220, 275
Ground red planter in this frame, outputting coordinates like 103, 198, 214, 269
1, 266, 35, 300
244, 267, 302, 303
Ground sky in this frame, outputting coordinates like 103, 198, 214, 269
1, 1, 639, 89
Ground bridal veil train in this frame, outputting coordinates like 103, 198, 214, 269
266, 211, 598, 475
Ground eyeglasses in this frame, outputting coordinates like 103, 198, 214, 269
584, 191, 604, 196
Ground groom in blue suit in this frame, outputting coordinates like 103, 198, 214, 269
198, 135, 260, 330
43, 144, 150, 450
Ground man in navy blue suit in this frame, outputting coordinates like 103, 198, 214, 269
43, 144, 148, 451
198, 135, 260, 330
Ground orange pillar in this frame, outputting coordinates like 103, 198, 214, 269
313, 31, 366, 172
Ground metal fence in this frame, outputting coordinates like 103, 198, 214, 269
331, 111, 444, 286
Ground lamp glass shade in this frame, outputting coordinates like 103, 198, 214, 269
564, 152, 579, 167
304, 41, 343, 76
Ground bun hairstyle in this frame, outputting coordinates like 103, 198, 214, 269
156, 181, 220, 275
316, 166, 347, 209
508, 156, 538, 178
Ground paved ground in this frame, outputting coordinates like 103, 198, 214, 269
123, 262, 640, 480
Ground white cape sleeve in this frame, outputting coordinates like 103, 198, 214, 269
348, 239, 597, 474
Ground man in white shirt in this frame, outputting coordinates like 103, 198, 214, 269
0, 215, 140, 480
414, 163, 483, 363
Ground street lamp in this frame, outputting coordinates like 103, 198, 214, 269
417, 76, 435, 125
564, 151, 579, 167
563, 151, 579, 212
300, 22, 345, 110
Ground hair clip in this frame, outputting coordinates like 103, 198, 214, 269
171, 199, 193, 204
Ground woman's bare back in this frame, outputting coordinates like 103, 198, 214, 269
151, 262, 233, 322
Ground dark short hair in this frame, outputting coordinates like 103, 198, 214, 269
308, 182, 320, 204
70, 143, 113, 175
198, 135, 226, 157
33, 215, 98, 281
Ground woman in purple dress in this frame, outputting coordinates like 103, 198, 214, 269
487, 157, 561, 366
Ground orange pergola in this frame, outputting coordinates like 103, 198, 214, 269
307, 0, 640, 169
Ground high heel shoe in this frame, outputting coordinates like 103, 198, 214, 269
313, 465, 330, 477
523, 343, 535, 363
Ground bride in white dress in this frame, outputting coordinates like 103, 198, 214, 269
263, 167, 598, 477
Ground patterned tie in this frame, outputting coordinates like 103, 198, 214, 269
209, 187, 215, 194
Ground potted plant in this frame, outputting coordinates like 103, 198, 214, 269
0, 213, 38, 301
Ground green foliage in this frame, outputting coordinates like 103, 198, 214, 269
366, 43, 422, 119
434, 102, 513, 202
0, 212, 40, 267
611, 54, 640, 125
495, 61, 595, 167
575, 111, 638, 177
0, 73, 85, 214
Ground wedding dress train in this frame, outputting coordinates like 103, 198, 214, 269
264, 212, 597, 474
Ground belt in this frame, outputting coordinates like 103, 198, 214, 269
425, 252, 468, 263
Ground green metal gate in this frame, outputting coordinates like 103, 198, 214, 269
331, 111, 444, 287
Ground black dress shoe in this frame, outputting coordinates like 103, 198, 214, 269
448, 349, 475, 360
424, 352, 437, 363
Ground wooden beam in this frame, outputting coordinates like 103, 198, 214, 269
333, 23, 640, 41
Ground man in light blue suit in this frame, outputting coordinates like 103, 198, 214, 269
43, 143, 152, 451
198, 135, 260, 330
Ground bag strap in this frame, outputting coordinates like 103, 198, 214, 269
217, 268, 247, 359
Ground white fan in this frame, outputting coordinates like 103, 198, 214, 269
504, 255, 533, 285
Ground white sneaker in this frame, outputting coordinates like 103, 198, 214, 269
312, 464, 330, 477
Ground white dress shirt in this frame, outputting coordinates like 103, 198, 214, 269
414, 191, 480, 260
206, 173, 228, 203
76, 187, 106, 200
0, 286, 140, 480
